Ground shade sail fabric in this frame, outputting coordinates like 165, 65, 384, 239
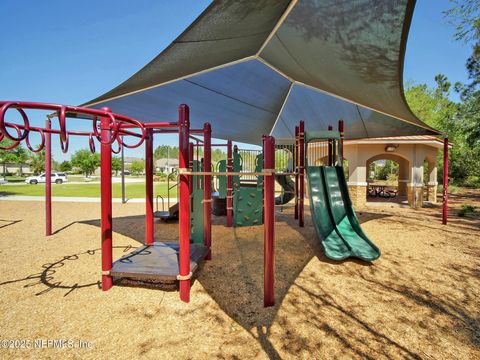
84, 0, 439, 144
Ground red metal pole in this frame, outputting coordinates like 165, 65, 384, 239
100, 108, 113, 291
299, 121, 305, 227
338, 120, 344, 167
442, 136, 448, 225
263, 135, 275, 307
203, 123, 212, 260
45, 118, 52, 236
328, 124, 333, 166
178, 104, 191, 302
226, 140, 233, 227
294, 125, 299, 220
145, 128, 154, 245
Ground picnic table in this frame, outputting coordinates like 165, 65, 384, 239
368, 183, 398, 198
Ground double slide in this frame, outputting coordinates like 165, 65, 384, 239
306, 166, 380, 261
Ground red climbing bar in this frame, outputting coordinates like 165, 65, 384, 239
145, 128, 154, 245
203, 123, 212, 260
45, 118, 52, 236
338, 120, 344, 167
299, 121, 305, 227
226, 140, 233, 227
178, 104, 191, 302
121, 122, 178, 129
442, 136, 449, 225
263, 135, 275, 307
100, 108, 113, 291
294, 125, 299, 220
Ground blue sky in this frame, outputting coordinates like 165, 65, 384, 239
0, 0, 473, 161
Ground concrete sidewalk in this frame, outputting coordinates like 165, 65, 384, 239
0, 196, 178, 203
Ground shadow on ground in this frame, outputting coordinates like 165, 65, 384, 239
3, 203, 479, 358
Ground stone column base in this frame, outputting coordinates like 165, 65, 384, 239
407, 184, 424, 208
398, 180, 408, 196
426, 182, 438, 203
347, 183, 367, 208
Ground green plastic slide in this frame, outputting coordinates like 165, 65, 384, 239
306, 165, 380, 261
275, 174, 295, 205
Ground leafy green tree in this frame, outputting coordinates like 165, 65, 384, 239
154, 145, 179, 160
212, 149, 226, 163
59, 160, 72, 172
0, 138, 19, 175
375, 160, 399, 181
71, 149, 100, 177
30, 150, 46, 175
406, 77, 480, 186
13, 145, 29, 176
130, 160, 145, 175
445, 0, 480, 146
112, 157, 122, 176
444, 0, 479, 44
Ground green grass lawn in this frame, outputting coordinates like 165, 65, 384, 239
0, 182, 177, 198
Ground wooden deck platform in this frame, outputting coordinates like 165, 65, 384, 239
110, 242, 208, 283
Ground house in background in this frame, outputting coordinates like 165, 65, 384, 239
155, 158, 179, 174
1, 162, 33, 176
93, 156, 144, 176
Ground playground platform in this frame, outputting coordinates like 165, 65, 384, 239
110, 242, 208, 283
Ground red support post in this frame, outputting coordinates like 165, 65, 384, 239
263, 135, 275, 307
226, 140, 233, 227
338, 120, 344, 167
145, 128, 154, 245
299, 121, 305, 227
100, 108, 113, 291
203, 123, 212, 260
442, 136, 449, 225
45, 118, 52, 236
178, 104, 191, 302
328, 124, 333, 166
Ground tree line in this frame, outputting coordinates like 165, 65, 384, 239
404, 1, 480, 187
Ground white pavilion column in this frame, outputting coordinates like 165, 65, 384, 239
407, 145, 425, 208
345, 144, 367, 208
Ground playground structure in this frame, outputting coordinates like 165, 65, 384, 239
0, 99, 450, 305
212, 143, 296, 227
0, 101, 276, 306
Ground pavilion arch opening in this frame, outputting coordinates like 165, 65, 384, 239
366, 153, 411, 205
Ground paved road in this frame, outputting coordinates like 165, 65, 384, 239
1, 177, 146, 186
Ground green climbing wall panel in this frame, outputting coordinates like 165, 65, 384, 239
190, 160, 204, 244
217, 160, 227, 198
233, 153, 264, 227
233, 187, 263, 226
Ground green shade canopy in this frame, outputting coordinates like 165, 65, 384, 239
84, 0, 438, 144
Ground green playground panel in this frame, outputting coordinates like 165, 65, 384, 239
233, 152, 242, 188
233, 153, 264, 227
190, 160, 204, 244
217, 160, 227, 198
233, 187, 263, 227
